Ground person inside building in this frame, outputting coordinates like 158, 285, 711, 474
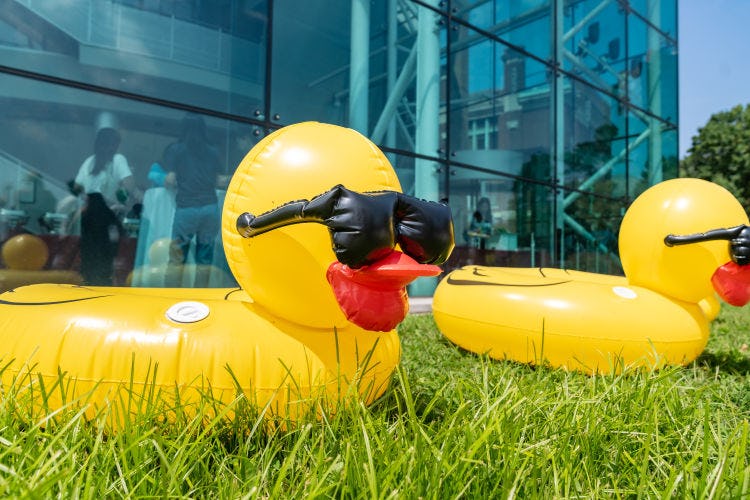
79, 192, 124, 285
74, 127, 139, 215
53, 179, 84, 235
163, 114, 222, 288
467, 196, 493, 250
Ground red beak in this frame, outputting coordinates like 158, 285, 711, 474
711, 261, 750, 306
327, 250, 442, 331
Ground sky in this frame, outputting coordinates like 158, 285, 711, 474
678, 0, 750, 159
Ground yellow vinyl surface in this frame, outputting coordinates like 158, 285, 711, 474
0, 122, 404, 425
0, 284, 399, 423
434, 179, 750, 374
433, 266, 710, 374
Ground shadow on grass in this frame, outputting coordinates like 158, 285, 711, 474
695, 349, 750, 374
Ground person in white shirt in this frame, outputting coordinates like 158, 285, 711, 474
75, 127, 138, 213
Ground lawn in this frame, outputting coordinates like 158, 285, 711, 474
1, 307, 749, 498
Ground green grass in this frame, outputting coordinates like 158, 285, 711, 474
1, 308, 750, 498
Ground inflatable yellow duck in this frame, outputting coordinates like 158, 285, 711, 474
433, 178, 750, 374
0, 122, 454, 424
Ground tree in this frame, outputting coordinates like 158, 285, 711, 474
681, 104, 750, 211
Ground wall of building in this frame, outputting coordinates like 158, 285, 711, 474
0, 0, 678, 292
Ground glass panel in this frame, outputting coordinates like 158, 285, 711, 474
454, 0, 552, 61
627, 107, 648, 137
625, 115, 677, 197
0, 0, 267, 116
0, 71, 265, 290
560, 189, 624, 276
562, 0, 626, 95
622, 52, 648, 112
443, 166, 555, 273
388, 152, 448, 202
660, 126, 678, 179
563, 78, 627, 197
271, 1, 448, 167
629, 0, 677, 38
0, 0, 681, 294
627, 14, 678, 123
270, 0, 352, 127
373, 3, 448, 202
449, 35, 553, 184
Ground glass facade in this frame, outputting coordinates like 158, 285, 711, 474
0, 0, 678, 295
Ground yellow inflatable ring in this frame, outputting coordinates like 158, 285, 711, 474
434, 179, 750, 374
0, 122, 406, 425
433, 266, 709, 373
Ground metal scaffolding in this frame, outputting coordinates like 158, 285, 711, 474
340, 0, 668, 270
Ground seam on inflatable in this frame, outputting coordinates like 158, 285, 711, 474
0, 295, 115, 306
360, 129, 401, 192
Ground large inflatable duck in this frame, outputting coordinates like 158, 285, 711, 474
0, 122, 454, 424
433, 178, 750, 374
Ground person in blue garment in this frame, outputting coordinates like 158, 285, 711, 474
467, 197, 493, 250
163, 114, 222, 288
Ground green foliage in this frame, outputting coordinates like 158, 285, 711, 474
681, 104, 750, 211
0, 311, 749, 497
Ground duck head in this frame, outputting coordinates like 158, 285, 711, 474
222, 122, 454, 331
619, 178, 750, 305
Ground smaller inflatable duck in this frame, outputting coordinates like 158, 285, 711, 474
0, 122, 454, 425
434, 178, 750, 373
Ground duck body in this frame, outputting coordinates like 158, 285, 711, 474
0, 284, 399, 422
435, 178, 750, 374
433, 266, 710, 373
0, 122, 451, 424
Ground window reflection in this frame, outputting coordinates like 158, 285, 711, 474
443, 168, 551, 274
455, 0, 552, 61
0, 0, 267, 114
0, 72, 264, 292
0, 0, 678, 295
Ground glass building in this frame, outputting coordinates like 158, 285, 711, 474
0, 0, 677, 295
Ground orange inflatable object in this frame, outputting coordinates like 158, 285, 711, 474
0, 234, 80, 293
2, 234, 49, 270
